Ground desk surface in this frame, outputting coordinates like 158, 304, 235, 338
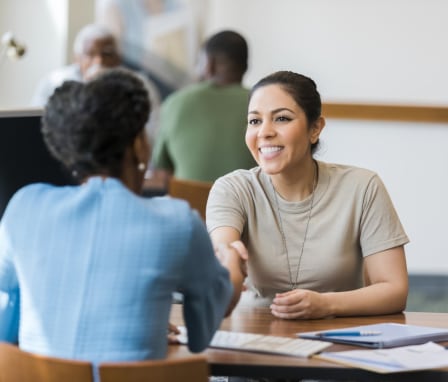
169, 304, 448, 381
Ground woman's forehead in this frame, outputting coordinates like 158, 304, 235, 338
249, 84, 298, 110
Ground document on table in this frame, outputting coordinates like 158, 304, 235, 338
298, 323, 448, 348
315, 342, 448, 373
176, 326, 332, 357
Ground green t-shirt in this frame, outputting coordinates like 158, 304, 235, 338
151, 81, 256, 182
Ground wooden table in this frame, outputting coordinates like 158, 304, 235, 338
168, 303, 448, 381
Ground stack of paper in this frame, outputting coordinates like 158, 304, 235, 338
315, 342, 448, 373
298, 323, 448, 348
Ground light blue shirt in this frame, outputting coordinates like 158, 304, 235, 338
0, 177, 232, 362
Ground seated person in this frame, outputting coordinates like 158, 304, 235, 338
149, 30, 257, 188
0, 68, 246, 363
31, 23, 161, 145
207, 70, 409, 319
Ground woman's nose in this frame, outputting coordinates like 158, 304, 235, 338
257, 120, 275, 137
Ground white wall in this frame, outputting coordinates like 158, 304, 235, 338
207, 0, 448, 106
0, 0, 93, 109
1, 0, 447, 273
205, 0, 448, 274
318, 120, 448, 274
0, 0, 67, 108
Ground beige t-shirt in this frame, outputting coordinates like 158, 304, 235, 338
206, 161, 409, 307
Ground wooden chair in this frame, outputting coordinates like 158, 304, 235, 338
168, 178, 213, 221
0, 342, 93, 382
99, 355, 209, 382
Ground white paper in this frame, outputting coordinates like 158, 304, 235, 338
319, 342, 448, 373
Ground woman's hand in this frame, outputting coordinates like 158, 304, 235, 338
270, 289, 331, 319
167, 322, 180, 344
211, 227, 249, 316
215, 240, 248, 277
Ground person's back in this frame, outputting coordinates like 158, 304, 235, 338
150, 30, 256, 184
153, 80, 252, 181
1, 178, 223, 360
0, 68, 246, 365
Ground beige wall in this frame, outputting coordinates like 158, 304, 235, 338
67, 0, 95, 63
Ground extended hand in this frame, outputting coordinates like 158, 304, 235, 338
270, 289, 330, 319
167, 322, 180, 344
215, 240, 248, 277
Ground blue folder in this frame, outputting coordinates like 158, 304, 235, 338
298, 323, 448, 348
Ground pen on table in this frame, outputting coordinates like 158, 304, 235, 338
316, 331, 382, 337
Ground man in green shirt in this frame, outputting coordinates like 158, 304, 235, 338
150, 30, 256, 186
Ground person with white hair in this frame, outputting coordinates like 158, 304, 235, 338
32, 23, 161, 146
31, 24, 121, 107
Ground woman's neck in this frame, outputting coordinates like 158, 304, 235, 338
270, 160, 318, 202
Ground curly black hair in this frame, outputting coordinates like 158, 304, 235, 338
42, 68, 151, 180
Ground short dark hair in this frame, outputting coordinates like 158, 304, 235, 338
42, 68, 150, 180
204, 30, 248, 74
250, 71, 322, 154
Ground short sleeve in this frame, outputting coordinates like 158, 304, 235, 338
360, 174, 409, 256
179, 210, 233, 353
206, 176, 246, 235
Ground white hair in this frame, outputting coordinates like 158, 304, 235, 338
73, 24, 117, 56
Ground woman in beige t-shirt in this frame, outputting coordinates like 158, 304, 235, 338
207, 70, 409, 319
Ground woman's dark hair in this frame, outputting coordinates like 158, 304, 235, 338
249, 71, 322, 154
42, 68, 150, 180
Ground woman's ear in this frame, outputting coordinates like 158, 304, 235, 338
310, 117, 326, 144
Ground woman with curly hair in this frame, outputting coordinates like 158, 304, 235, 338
0, 68, 245, 365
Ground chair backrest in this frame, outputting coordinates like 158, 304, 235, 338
168, 178, 213, 221
99, 355, 209, 382
0, 342, 93, 382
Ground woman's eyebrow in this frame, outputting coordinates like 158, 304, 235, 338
272, 107, 294, 114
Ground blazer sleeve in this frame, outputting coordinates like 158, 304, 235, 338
179, 211, 233, 353
0, 219, 20, 343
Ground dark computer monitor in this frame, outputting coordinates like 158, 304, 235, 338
0, 109, 77, 219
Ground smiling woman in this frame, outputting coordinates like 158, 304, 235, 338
206, 70, 409, 321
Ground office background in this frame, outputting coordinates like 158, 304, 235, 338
1, 1, 447, 286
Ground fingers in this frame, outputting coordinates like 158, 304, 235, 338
167, 333, 180, 344
270, 300, 309, 320
215, 240, 248, 261
229, 240, 249, 260
271, 290, 329, 319
167, 323, 180, 344
168, 322, 180, 334
215, 241, 249, 277
270, 309, 304, 320
274, 289, 299, 299
273, 289, 304, 305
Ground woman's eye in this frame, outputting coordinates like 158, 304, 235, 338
276, 115, 291, 122
248, 118, 260, 125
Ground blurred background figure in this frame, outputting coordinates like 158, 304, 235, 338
148, 30, 256, 189
96, 0, 207, 98
31, 23, 161, 146
31, 24, 120, 107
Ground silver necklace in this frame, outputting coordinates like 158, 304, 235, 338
270, 162, 317, 290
